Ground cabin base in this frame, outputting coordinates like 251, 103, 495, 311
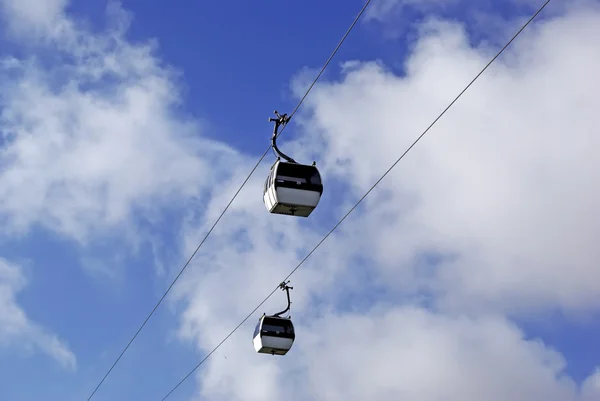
255, 347, 290, 356
269, 202, 316, 217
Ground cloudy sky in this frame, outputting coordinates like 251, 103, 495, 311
1, 0, 599, 400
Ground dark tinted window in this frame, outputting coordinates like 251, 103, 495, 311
253, 321, 261, 337
277, 163, 322, 186
262, 317, 294, 333
262, 324, 285, 333
308, 170, 321, 185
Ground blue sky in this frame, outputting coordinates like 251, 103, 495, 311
1, 1, 600, 401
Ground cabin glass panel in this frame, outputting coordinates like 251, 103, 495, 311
262, 324, 284, 333
276, 163, 322, 186
261, 317, 294, 335
253, 321, 261, 338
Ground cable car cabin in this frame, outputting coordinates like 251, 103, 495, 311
263, 160, 323, 217
253, 315, 295, 355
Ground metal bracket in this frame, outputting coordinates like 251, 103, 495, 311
272, 280, 293, 318
269, 110, 296, 163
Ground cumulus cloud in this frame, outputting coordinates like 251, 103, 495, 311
169, 2, 600, 401
365, 0, 462, 22
180, 305, 599, 401
0, 0, 68, 39
0, 258, 76, 369
582, 370, 600, 401
363, 0, 548, 21
362, 0, 557, 41
0, 0, 239, 244
0, 0, 245, 376
298, 308, 579, 401
293, 1, 600, 316
1, 0, 598, 399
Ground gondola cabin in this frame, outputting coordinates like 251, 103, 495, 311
253, 315, 295, 355
263, 160, 323, 217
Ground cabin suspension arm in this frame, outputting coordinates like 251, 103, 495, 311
272, 281, 293, 317
269, 110, 296, 163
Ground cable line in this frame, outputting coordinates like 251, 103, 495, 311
158, 1, 551, 399
86, 1, 373, 400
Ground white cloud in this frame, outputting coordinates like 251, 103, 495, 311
582, 370, 600, 401
292, 1, 600, 316
181, 305, 598, 401
298, 308, 580, 401
362, 0, 556, 22
0, 0, 68, 39
362, 0, 566, 41
0, 1, 239, 244
365, 0, 462, 22
0, 0, 244, 374
170, 2, 600, 401
1, 0, 598, 399
0, 258, 76, 369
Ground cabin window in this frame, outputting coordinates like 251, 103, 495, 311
278, 175, 306, 184
309, 171, 321, 185
276, 163, 322, 186
262, 324, 285, 333
253, 321, 261, 337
